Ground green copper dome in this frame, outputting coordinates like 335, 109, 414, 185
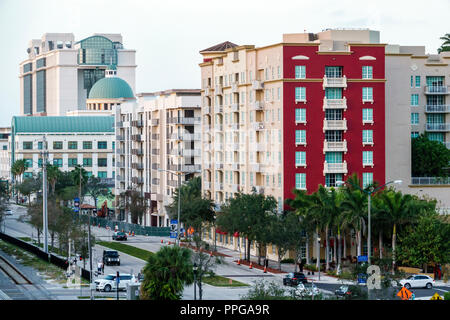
88, 77, 134, 99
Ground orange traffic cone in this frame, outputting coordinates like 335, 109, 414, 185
263, 266, 267, 273
237, 259, 240, 265
168, 241, 171, 245
210, 251, 213, 257
132, 231, 135, 236
161, 239, 163, 243
249, 262, 253, 269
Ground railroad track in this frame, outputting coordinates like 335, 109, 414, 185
0, 255, 32, 285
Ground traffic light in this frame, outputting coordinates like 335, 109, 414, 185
79, 256, 83, 261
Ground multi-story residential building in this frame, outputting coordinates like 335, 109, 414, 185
19, 33, 136, 116
10, 116, 115, 184
199, 29, 386, 260
386, 46, 450, 210
115, 90, 202, 226
0, 127, 11, 180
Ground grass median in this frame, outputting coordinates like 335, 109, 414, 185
202, 275, 248, 287
96, 241, 154, 262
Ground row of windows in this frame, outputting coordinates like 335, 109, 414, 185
295, 172, 374, 190
22, 141, 113, 150
294, 66, 373, 79
295, 87, 374, 102
411, 113, 446, 125
33, 158, 110, 168
294, 129, 374, 145
294, 108, 374, 123
295, 151, 373, 166
23, 171, 112, 179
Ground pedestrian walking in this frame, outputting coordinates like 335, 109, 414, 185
97, 261, 102, 274
101, 262, 105, 274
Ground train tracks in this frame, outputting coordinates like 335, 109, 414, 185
0, 255, 32, 285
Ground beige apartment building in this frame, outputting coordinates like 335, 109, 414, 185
115, 90, 202, 227
0, 127, 11, 180
386, 46, 450, 211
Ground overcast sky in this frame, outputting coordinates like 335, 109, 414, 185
0, 0, 449, 127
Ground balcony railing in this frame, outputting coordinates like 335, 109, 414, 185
323, 140, 347, 153
425, 123, 450, 132
151, 134, 160, 140
169, 133, 201, 141
215, 84, 223, 95
204, 86, 211, 96
151, 148, 160, 155
323, 97, 347, 110
131, 177, 144, 184
151, 119, 159, 126
167, 117, 201, 125
151, 178, 160, 185
116, 135, 124, 141
131, 134, 143, 142
250, 101, 264, 110
214, 105, 223, 113
323, 161, 348, 175
232, 163, 240, 171
251, 163, 263, 172
231, 82, 238, 93
204, 182, 211, 189
425, 105, 450, 113
253, 186, 264, 194
231, 103, 239, 112
252, 80, 264, 90
252, 122, 265, 131
203, 106, 211, 114
323, 119, 347, 131
323, 76, 347, 89
216, 183, 224, 191
131, 162, 144, 170
215, 163, 223, 170
131, 148, 143, 155
214, 124, 223, 132
131, 120, 143, 127
411, 177, 450, 185
425, 86, 449, 94
116, 121, 123, 128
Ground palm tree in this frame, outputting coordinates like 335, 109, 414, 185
333, 190, 350, 272
371, 191, 391, 259
70, 165, 88, 199
11, 159, 27, 203
438, 33, 450, 53
46, 164, 61, 196
381, 189, 416, 270
341, 188, 367, 258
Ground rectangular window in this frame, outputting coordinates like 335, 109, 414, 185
411, 113, 419, 125
53, 141, 63, 149
362, 66, 373, 79
98, 141, 107, 149
362, 108, 373, 123
295, 109, 306, 123
325, 88, 343, 99
362, 130, 373, 144
295, 151, 306, 166
295, 173, 306, 190
411, 132, 419, 138
68, 158, 78, 167
325, 152, 343, 164
83, 141, 92, 149
295, 66, 306, 79
53, 158, 63, 167
98, 158, 107, 167
325, 173, 343, 188
38, 142, 43, 150
23, 142, 33, 150
295, 87, 306, 102
415, 76, 420, 88
411, 94, 419, 106
36, 70, 46, 113
68, 141, 78, 149
410, 76, 414, 88
83, 158, 92, 167
24, 159, 33, 168
362, 87, 373, 102
363, 151, 373, 166
97, 171, 107, 178
428, 133, 444, 143
295, 130, 306, 145
363, 172, 373, 188
325, 66, 343, 78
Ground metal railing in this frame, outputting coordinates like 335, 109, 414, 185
323, 76, 347, 88
425, 123, 450, 131
425, 105, 450, 113
411, 177, 450, 185
323, 97, 347, 110
425, 86, 449, 94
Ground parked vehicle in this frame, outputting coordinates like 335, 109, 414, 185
103, 250, 120, 266
295, 282, 320, 296
399, 274, 435, 289
5, 209, 12, 215
112, 231, 127, 241
335, 285, 368, 300
94, 273, 137, 292
283, 272, 307, 286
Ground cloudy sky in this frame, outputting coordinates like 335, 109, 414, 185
0, 0, 449, 127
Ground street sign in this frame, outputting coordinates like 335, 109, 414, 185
397, 287, 412, 300
73, 197, 80, 213
357, 273, 367, 284
357, 255, 368, 262
170, 220, 178, 239
430, 293, 443, 300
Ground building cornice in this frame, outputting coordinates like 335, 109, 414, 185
348, 43, 388, 47
316, 51, 354, 55
385, 53, 413, 56
425, 63, 448, 67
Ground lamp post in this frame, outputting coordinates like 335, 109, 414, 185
336, 179, 402, 265
193, 262, 198, 300
157, 168, 186, 246
317, 237, 321, 281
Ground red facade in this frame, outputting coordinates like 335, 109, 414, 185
282, 44, 386, 201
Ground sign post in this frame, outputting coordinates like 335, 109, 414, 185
116, 271, 120, 300
74, 197, 80, 213
396, 287, 412, 300
170, 219, 178, 239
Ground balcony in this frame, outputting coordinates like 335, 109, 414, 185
215, 163, 224, 170
203, 106, 211, 114
214, 105, 223, 113
323, 140, 347, 153
215, 143, 223, 150
253, 186, 264, 194
251, 163, 263, 172
131, 134, 143, 142
323, 161, 348, 175
151, 134, 160, 140
252, 80, 264, 90
151, 119, 159, 126
424, 86, 449, 95
203, 163, 211, 170
116, 135, 124, 141
411, 177, 450, 185
116, 175, 124, 182
215, 84, 223, 95
204, 181, 211, 189
116, 121, 123, 128
131, 148, 143, 155
151, 178, 160, 185
252, 122, 265, 131
169, 133, 201, 141
323, 76, 347, 89
252, 143, 265, 152
231, 123, 239, 131
131, 177, 144, 184
323, 119, 347, 131
151, 148, 160, 155
167, 180, 179, 188
232, 163, 240, 171
231, 82, 238, 93
131, 120, 143, 127
425, 123, 450, 132
216, 183, 224, 191
215, 124, 223, 132
180, 149, 201, 157
231, 184, 240, 192
204, 86, 211, 96
151, 163, 159, 170
250, 101, 265, 110
116, 162, 125, 168
323, 97, 347, 110
168, 164, 201, 172
425, 105, 450, 113
231, 103, 239, 112
116, 148, 125, 155
167, 117, 201, 125
131, 162, 144, 170
231, 143, 239, 151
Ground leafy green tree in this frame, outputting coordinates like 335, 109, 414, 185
118, 187, 148, 224
140, 246, 194, 300
17, 176, 41, 206
438, 33, 450, 53
216, 191, 277, 262
412, 133, 450, 177
46, 164, 61, 195
397, 211, 450, 272
241, 280, 292, 300
70, 165, 88, 199
341, 186, 367, 257
84, 176, 111, 210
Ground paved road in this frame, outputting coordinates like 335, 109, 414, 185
1, 202, 448, 300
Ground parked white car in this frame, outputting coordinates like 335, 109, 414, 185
398, 275, 435, 289
94, 273, 138, 292
295, 282, 320, 296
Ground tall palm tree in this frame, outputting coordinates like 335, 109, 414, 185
341, 188, 367, 257
11, 159, 27, 203
46, 164, 60, 195
371, 191, 391, 259
438, 33, 450, 53
381, 189, 417, 270
70, 165, 88, 199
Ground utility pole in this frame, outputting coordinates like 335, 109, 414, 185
41, 136, 49, 256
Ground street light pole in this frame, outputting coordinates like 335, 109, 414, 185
41, 136, 49, 256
